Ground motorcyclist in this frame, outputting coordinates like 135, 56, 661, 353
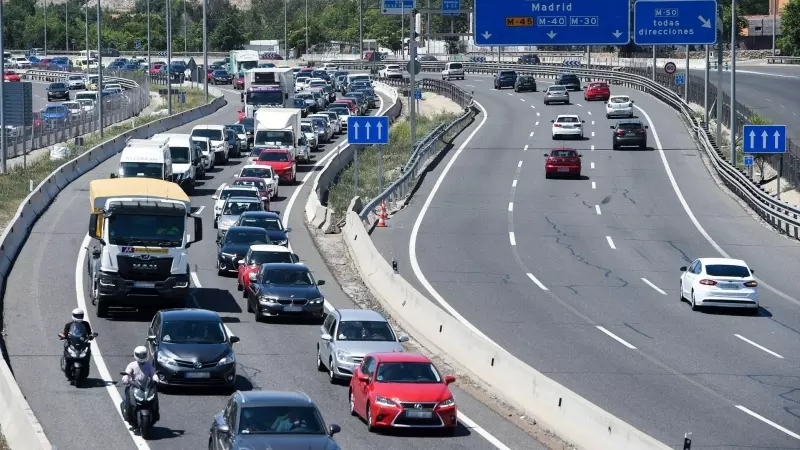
121, 346, 160, 424
61, 308, 92, 337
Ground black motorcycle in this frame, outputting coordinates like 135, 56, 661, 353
58, 328, 98, 387
119, 371, 159, 438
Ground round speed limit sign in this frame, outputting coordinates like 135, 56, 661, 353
664, 62, 677, 75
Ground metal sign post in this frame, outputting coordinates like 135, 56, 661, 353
378, 145, 383, 192
354, 145, 359, 197
0, 0, 5, 173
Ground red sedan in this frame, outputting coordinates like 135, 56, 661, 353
149, 63, 164, 74
584, 81, 610, 101
231, 177, 270, 211
544, 148, 582, 179
234, 74, 244, 90
349, 352, 458, 434
236, 244, 298, 294
333, 99, 358, 115
4, 70, 20, 82
255, 149, 296, 183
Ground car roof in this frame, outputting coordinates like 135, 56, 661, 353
233, 177, 265, 183
262, 262, 310, 271
548, 84, 567, 89
222, 185, 259, 191
696, 257, 749, 266
550, 148, 577, 152
250, 244, 291, 252
556, 114, 580, 118
160, 308, 222, 321
193, 124, 225, 130
614, 119, 643, 125
227, 226, 268, 233
224, 196, 261, 203
242, 164, 273, 170
336, 309, 388, 322
240, 211, 280, 219
369, 352, 430, 363
234, 390, 316, 407
610, 94, 630, 98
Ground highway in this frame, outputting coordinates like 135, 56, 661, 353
368, 72, 800, 448
2, 84, 539, 449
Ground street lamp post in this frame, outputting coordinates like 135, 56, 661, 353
284, 0, 288, 60
65, 3, 68, 51
44, 0, 47, 56
167, 0, 173, 115
97, 0, 103, 137
203, 0, 208, 101
85, 2, 89, 75
305, 0, 309, 56
1, 0, 6, 173
183, 0, 187, 55
147, 0, 151, 73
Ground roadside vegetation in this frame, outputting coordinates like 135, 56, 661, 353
327, 112, 457, 223
0, 428, 8, 450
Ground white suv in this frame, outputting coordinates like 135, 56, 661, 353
441, 62, 465, 81
379, 64, 403, 79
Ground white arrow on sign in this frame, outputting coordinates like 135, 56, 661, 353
365, 122, 372, 140
377, 122, 383, 140
481, 31, 491, 40
547, 31, 557, 39
612, 30, 622, 38
353, 122, 360, 140
774, 130, 781, 149
749, 130, 755, 149
698, 15, 712, 28
762, 130, 768, 148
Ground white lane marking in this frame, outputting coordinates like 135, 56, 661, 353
520, 98, 525, 102
588, 111, 592, 115
596, 326, 637, 349
595, 205, 602, 215
523, 144, 529, 151
526, 273, 549, 291
535, 121, 539, 126
459, 414, 513, 450
76, 234, 152, 450
766, 98, 773, 102
591, 131, 595, 137
591, 120, 595, 125
512, 179, 517, 187
190, 271, 202, 288
530, 105, 536, 109
508, 202, 514, 212
509, 232, 516, 246
529, 131, 534, 137
781, 104, 786, 109
576, 103, 583, 107
475, 79, 483, 82
466, 84, 475, 87
735, 406, 800, 440
606, 236, 616, 249
641, 277, 668, 295
590, 144, 595, 151
590, 162, 595, 169
517, 160, 523, 168
536, 112, 540, 117
195, 205, 205, 214
591, 181, 596, 190
734, 334, 785, 359
507, 92, 513, 96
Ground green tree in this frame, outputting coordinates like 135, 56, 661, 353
721, 4, 749, 44
780, 0, 800, 55
210, 9, 245, 50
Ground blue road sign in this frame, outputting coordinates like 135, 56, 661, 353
135, 39, 142, 51
743, 155, 754, 166
675, 72, 685, 85
381, 0, 415, 15
414, 89, 422, 100
443, 0, 460, 16
563, 60, 580, 66
743, 125, 787, 153
348, 116, 390, 145
634, 0, 718, 45
474, 0, 630, 46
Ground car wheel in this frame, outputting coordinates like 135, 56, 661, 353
366, 402, 376, 432
613, 144, 619, 150
316, 347, 326, 371
216, 260, 224, 276
691, 291, 700, 311
237, 280, 243, 291
639, 143, 646, 149
349, 390, 358, 416
679, 281, 685, 301
328, 358, 337, 383
545, 173, 551, 179
606, 114, 610, 119
552, 134, 558, 140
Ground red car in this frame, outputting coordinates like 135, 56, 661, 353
231, 177, 270, 210
234, 74, 244, 90
4, 70, 20, 82
299, 67, 314, 75
238, 109, 246, 122
349, 352, 458, 434
584, 81, 610, 101
236, 244, 298, 294
255, 149, 296, 183
333, 99, 358, 115
149, 63, 164, 74
544, 148, 582, 179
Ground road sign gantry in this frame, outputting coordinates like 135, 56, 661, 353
633, 0, 718, 45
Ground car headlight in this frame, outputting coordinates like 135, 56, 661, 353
375, 396, 396, 407
259, 295, 279, 303
437, 397, 456, 408
146, 392, 156, 401
309, 297, 323, 305
218, 352, 235, 366
156, 351, 176, 366
221, 252, 237, 259
134, 389, 146, 401
273, 239, 288, 246
335, 349, 353, 363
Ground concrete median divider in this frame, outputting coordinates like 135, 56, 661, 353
341, 210, 673, 450
0, 86, 226, 450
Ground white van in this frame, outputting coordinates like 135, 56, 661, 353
190, 125, 230, 164
74, 91, 98, 102
115, 138, 173, 181
152, 133, 199, 193
191, 136, 214, 171
441, 62, 465, 80
346, 73, 371, 85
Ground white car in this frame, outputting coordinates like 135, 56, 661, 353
13, 57, 30, 69
379, 64, 403, 79
76, 98, 94, 113
551, 114, 585, 140
605, 95, 634, 119
441, 62, 465, 81
66, 75, 86, 90
679, 258, 759, 312
105, 83, 123, 91
319, 110, 341, 135
323, 63, 338, 73
211, 184, 261, 226
236, 164, 280, 199
191, 125, 230, 164
62, 101, 82, 117
192, 136, 214, 171
295, 76, 311, 92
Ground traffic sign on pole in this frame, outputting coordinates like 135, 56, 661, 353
135, 39, 142, 51
348, 116, 390, 145
743, 155, 754, 166
381, 0, 415, 15
442, 0, 460, 16
414, 89, 422, 100
674, 72, 685, 85
743, 125, 787, 153
474, 0, 630, 46
664, 62, 676, 74
634, 0, 718, 45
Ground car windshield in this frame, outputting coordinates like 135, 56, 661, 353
518, 76, 532, 82
705, 264, 751, 277
449, 63, 463, 69
239, 217, 282, 230
254, 130, 293, 146
499, 71, 515, 77
220, 189, 258, 200
50, 83, 66, 89
170, 146, 190, 163
617, 122, 643, 130
336, 320, 395, 341
69, 75, 83, 80
192, 139, 209, 152
238, 406, 326, 435
107, 214, 184, 246
213, 70, 229, 76
247, 251, 293, 265
311, 118, 325, 127
310, 81, 326, 87
228, 125, 245, 133
161, 320, 226, 344
293, 99, 306, 108
330, 108, 348, 116
557, 117, 579, 123
549, 86, 566, 92
191, 128, 223, 140
375, 362, 442, 383
119, 162, 162, 178
233, 179, 266, 190
551, 150, 577, 157
301, 124, 313, 133
223, 201, 262, 215
261, 268, 314, 285
610, 97, 630, 103
246, 90, 283, 105
240, 167, 272, 178
259, 152, 288, 162
224, 229, 269, 245
591, 83, 609, 89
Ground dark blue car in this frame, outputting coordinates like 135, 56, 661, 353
494, 70, 518, 90
42, 104, 69, 128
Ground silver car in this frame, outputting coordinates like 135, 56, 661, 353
544, 85, 570, 105
216, 197, 266, 239
301, 121, 320, 149
316, 309, 409, 383
320, 110, 341, 135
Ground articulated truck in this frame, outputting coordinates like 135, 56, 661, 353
241, 68, 294, 118
87, 178, 203, 318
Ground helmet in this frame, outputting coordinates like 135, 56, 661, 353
72, 308, 84, 322
133, 346, 148, 364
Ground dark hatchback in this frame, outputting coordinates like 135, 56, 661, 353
611, 119, 649, 149
212, 69, 233, 84
217, 226, 271, 274
556, 73, 582, 91
147, 308, 240, 389
233, 211, 291, 247
518, 54, 541, 64
246, 263, 326, 321
494, 70, 517, 89
209, 391, 341, 450
46, 82, 70, 101
514, 76, 537, 92
294, 97, 310, 117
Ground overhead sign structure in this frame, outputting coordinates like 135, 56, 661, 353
442, 0, 460, 16
563, 60, 580, 67
664, 61, 676, 74
633, 0, 718, 45
743, 155, 754, 167
474, 0, 631, 46
348, 116, 390, 145
381, 0, 415, 15
743, 125, 787, 154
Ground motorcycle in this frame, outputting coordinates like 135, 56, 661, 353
119, 371, 159, 439
58, 329, 98, 387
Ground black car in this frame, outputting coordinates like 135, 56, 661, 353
293, 98, 310, 117
168, 62, 187, 82
419, 55, 438, 61
238, 117, 254, 143
209, 391, 341, 450
224, 127, 242, 157
518, 54, 541, 64
246, 263, 326, 321
311, 70, 331, 82
611, 119, 649, 150
146, 308, 240, 388
556, 73, 582, 91
514, 76, 537, 92
212, 69, 232, 84
217, 226, 271, 274
46, 82, 70, 101
234, 211, 291, 246
494, 70, 517, 89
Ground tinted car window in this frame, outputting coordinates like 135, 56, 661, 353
237, 406, 326, 435
560, 75, 580, 82
50, 83, 67, 89
705, 264, 751, 277
551, 150, 578, 157
617, 122, 643, 130
499, 71, 516, 77
448, 63, 463, 69
224, 229, 269, 245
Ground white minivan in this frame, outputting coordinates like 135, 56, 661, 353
152, 133, 200, 194
115, 137, 173, 181
190, 125, 230, 164
441, 62, 465, 81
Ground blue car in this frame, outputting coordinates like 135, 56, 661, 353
42, 104, 69, 128
121, 63, 140, 71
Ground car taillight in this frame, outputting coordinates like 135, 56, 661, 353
616, 129, 625, 136
699, 279, 717, 286
553, 124, 561, 127
744, 281, 758, 287
636, 129, 645, 135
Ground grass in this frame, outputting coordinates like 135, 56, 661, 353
327, 111, 458, 223
0, 86, 215, 226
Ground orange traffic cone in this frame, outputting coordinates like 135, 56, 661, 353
377, 200, 388, 227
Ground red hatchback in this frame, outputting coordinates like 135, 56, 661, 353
236, 244, 298, 294
333, 99, 358, 115
231, 177, 270, 210
544, 148, 582, 179
234, 73, 244, 90
584, 81, 610, 101
4, 70, 20, 82
349, 352, 458, 434
255, 149, 296, 183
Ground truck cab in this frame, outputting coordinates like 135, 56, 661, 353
115, 138, 173, 182
152, 133, 202, 192
254, 108, 309, 163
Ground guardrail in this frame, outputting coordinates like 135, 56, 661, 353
766, 56, 800, 64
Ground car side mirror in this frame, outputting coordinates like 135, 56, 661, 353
248, 272, 257, 281
211, 195, 218, 200
543, 153, 548, 157
750, 269, 755, 274
229, 336, 240, 344
317, 279, 325, 286
218, 424, 230, 434
398, 334, 409, 342
630, 100, 634, 103
110, 173, 118, 178
285, 227, 292, 232
550, 120, 555, 123
581, 120, 585, 123
445, 375, 456, 385
329, 424, 341, 435
146, 334, 156, 342
645, 125, 649, 129
358, 374, 370, 383
679, 266, 687, 272
610, 125, 615, 129
579, 154, 583, 158
320, 333, 332, 341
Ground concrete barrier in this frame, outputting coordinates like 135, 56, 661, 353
0, 86, 226, 450
341, 210, 672, 450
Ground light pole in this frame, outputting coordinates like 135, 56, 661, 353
305, 0, 309, 57
772, 0, 777, 55
358, 0, 363, 59
84, 2, 89, 75
44, 0, 47, 56
147, 0, 151, 73
203, 0, 208, 101
730, 0, 737, 164
167, 0, 173, 115
183, 0, 187, 55
1, 0, 6, 173
97, 0, 103, 137
284, 0, 288, 60
65, 2, 68, 51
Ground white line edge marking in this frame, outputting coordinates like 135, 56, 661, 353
595, 205, 602, 215
526, 273, 548, 291
588, 111, 592, 115
458, 414, 513, 450
523, 144, 529, 151
531, 105, 535, 109
520, 98, 525, 102
512, 179, 517, 187
190, 271, 202, 288
76, 234, 152, 450
529, 131, 534, 137
734, 334, 785, 359
509, 232, 516, 246
517, 160, 523, 168
606, 236, 616, 249
592, 120, 595, 125
641, 277, 668, 295
590, 162, 595, 169
596, 326, 637, 349
535, 121, 539, 126
735, 406, 800, 440
591, 181, 596, 189
508, 202, 514, 212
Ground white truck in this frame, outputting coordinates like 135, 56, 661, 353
254, 108, 310, 163
115, 138, 173, 181
229, 49, 259, 74
241, 68, 295, 118
87, 178, 203, 318
152, 133, 205, 193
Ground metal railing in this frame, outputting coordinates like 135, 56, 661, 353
766, 56, 800, 64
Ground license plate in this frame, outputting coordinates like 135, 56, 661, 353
284, 306, 303, 312
406, 411, 432, 419
719, 283, 739, 289
557, 168, 570, 172
185, 372, 210, 379
134, 281, 155, 289
625, 132, 636, 136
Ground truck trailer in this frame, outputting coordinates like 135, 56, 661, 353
254, 108, 309, 163
241, 67, 294, 118
228, 49, 259, 74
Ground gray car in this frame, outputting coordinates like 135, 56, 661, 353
209, 391, 342, 450
544, 85, 570, 105
307, 115, 331, 143
217, 197, 266, 239
316, 309, 409, 383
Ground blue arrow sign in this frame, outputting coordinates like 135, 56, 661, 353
443, 0, 460, 16
135, 39, 142, 51
414, 89, 422, 100
743, 125, 787, 154
381, 0, 415, 15
634, 0, 718, 45
675, 72, 685, 85
348, 116, 390, 145
743, 155, 754, 166
474, 0, 630, 46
